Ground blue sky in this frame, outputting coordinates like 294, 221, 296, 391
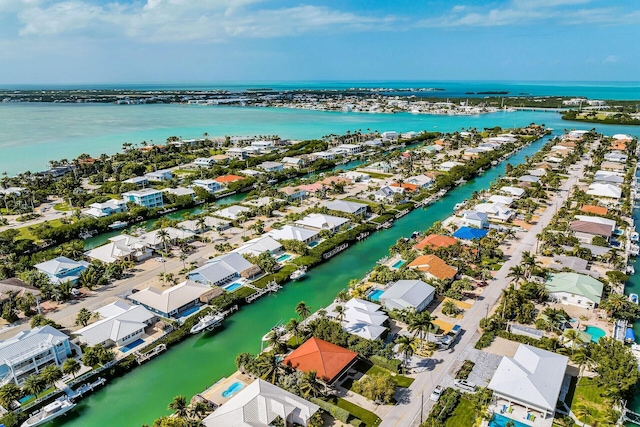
0, 0, 638, 84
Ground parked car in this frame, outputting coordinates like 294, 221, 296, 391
429, 385, 443, 402
438, 335, 454, 350
155, 257, 165, 262
454, 379, 477, 392
450, 324, 462, 337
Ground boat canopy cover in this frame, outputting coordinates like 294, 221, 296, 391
626, 327, 636, 341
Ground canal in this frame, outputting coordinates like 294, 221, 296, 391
53, 132, 558, 427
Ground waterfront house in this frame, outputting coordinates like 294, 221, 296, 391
439, 161, 464, 172
281, 156, 307, 169
500, 186, 526, 199
283, 337, 358, 384
0, 278, 41, 302
251, 140, 274, 151
84, 234, 152, 264
406, 174, 433, 189
461, 210, 489, 229
214, 205, 251, 221
123, 176, 149, 187
326, 298, 388, 341
215, 174, 245, 184
488, 344, 568, 419
381, 131, 398, 141
310, 151, 335, 161
233, 236, 283, 257
413, 234, 458, 251
488, 195, 514, 206
163, 187, 196, 200
0, 326, 73, 386
144, 169, 172, 181
545, 272, 603, 308
34, 256, 89, 286
189, 252, 260, 287
586, 183, 621, 200
294, 213, 350, 235
75, 300, 157, 348
267, 225, 319, 245
379, 279, 435, 313
517, 175, 540, 184
279, 186, 307, 202
226, 147, 249, 159
570, 220, 614, 243
85, 199, 127, 218
128, 280, 212, 318
342, 171, 370, 181
258, 161, 284, 173
122, 188, 164, 208
335, 143, 363, 155
580, 205, 608, 216
407, 255, 457, 282
325, 199, 368, 216
202, 379, 319, 427
374, 186, 405, 203
593, 171, 624, 185
365, 161, 392, 174
600, 161, 626, 172
192, 179, 223, 193
549, 256, 594, 277
140, 227, 196, 250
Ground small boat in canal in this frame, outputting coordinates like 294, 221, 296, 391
631, 294, 639, 305
290, 267, 307, 281
22, 398, 76, 427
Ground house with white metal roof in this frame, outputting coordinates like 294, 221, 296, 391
214, 205, 251, 221
267, 225, 319, 245
0, 326, 72, 386
500, 186, 526, 198
85, 199, 127, 218
233, 236, 283, 257
34, 256, 89, 285
488, 344, 568, 418
202, 379, 319, 427
586, 183, 622, 200
189, 253, 260, 287
75, 301, 157, 348
379, 280, 435, 313
325, 199, 368, 216
294, 213, 350, 235
84, 234, 153, 264
128, 280, 211, 318
326, 298, 388, 340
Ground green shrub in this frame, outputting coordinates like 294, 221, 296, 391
350, 419, 363, 427
310, 398, 350, 423
370, 355, 402, 373
455, 360, 475, 380
474, 331, 495, 349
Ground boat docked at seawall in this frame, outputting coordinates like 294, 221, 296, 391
631, 294, 639, 305
108, 220, 128, 230
22, 398, 76, 427
632, 231, 640, 243
626, 327, 637, 344
290, 267, 307, 281
190, 313, 225, 334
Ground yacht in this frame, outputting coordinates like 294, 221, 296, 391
630, 244, 640, 257
22, 398, 76, 427
631, 231, 639, 242
631, 294, 639, 305
108, 220, 128, 230
627, 265, 636, 275
190, 313, 224, 334
290, 267, 307, 281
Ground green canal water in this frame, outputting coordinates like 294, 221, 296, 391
54, 133, 557, 427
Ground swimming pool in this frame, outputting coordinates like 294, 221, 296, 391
489, 414, 529, 427
223, 282, 243, 292
391, 260, 406, 269
120, 338, 145, 353
276, 253, 292, 262
368, 289, 384, 301
584, 325, 606, 342
308, 241, 319, 248
221, 381, 244, 398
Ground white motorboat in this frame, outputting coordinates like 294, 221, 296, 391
631, 231, 639, 242
190, 313, 224, 334
290, 267, 307, 281
631, 294, 639, 305
22, 398, 76, 427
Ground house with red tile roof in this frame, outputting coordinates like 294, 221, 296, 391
580, 205, 608, 216
407, 254, 457, 281
413, 234, 458, 251
215, 174, 245, 184
283, 337, 358, 383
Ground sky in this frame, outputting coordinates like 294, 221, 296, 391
0, 0, 638, 85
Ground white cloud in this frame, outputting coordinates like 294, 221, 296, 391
604, 55, 619, 63
11, 0, 395, 42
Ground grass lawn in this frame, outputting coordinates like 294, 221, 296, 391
343, 197, 385, 209
17, 219, 64, 241
328, 397, 381, 427
174, 169, 198, 175
445, 397, 477, 427
20, 386, 57, 406
53, 203, 71, 211
364, 365, 414, 388
356, 170, 393, 179
569, 378, 611, 425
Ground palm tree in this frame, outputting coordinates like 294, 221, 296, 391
256, 353, 284, 384
23, 374, 46, 397
0, 383, 21, 409
407, 311, 436, 348
507, 265, 526, 287
571, 350, 596, 385
62, 358, 81, 379
179, 253, 188, 270
441, 300, 459, 317
40, 365, 62, 389
168, 395, 188, 419
299, 370, 324, 398
396, 335, 417, 367
286, 318, 302, 345
156, 229, 171, 273
601, 293, 628, 318
563, 329, 586, 355
335, 305, 345, 324
574, 403, 591, 427
295, 301, 311, 320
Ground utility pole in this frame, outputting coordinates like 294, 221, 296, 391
420, 391, 424, 424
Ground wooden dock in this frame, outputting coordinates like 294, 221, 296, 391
134, 343, 167, 364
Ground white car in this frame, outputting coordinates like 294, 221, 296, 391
454, 379, 477, 392
155, 257, 165, 262
429, 385, 443, 401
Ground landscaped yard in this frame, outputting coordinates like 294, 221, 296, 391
53, 203, 71, 211
16, 219, 64, 241
364, 365, 414, 388
328, 397, 381, 427
444, 397, 476, 427
568, 378, 612, 425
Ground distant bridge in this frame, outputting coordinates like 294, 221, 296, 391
511, 107, 567, 113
